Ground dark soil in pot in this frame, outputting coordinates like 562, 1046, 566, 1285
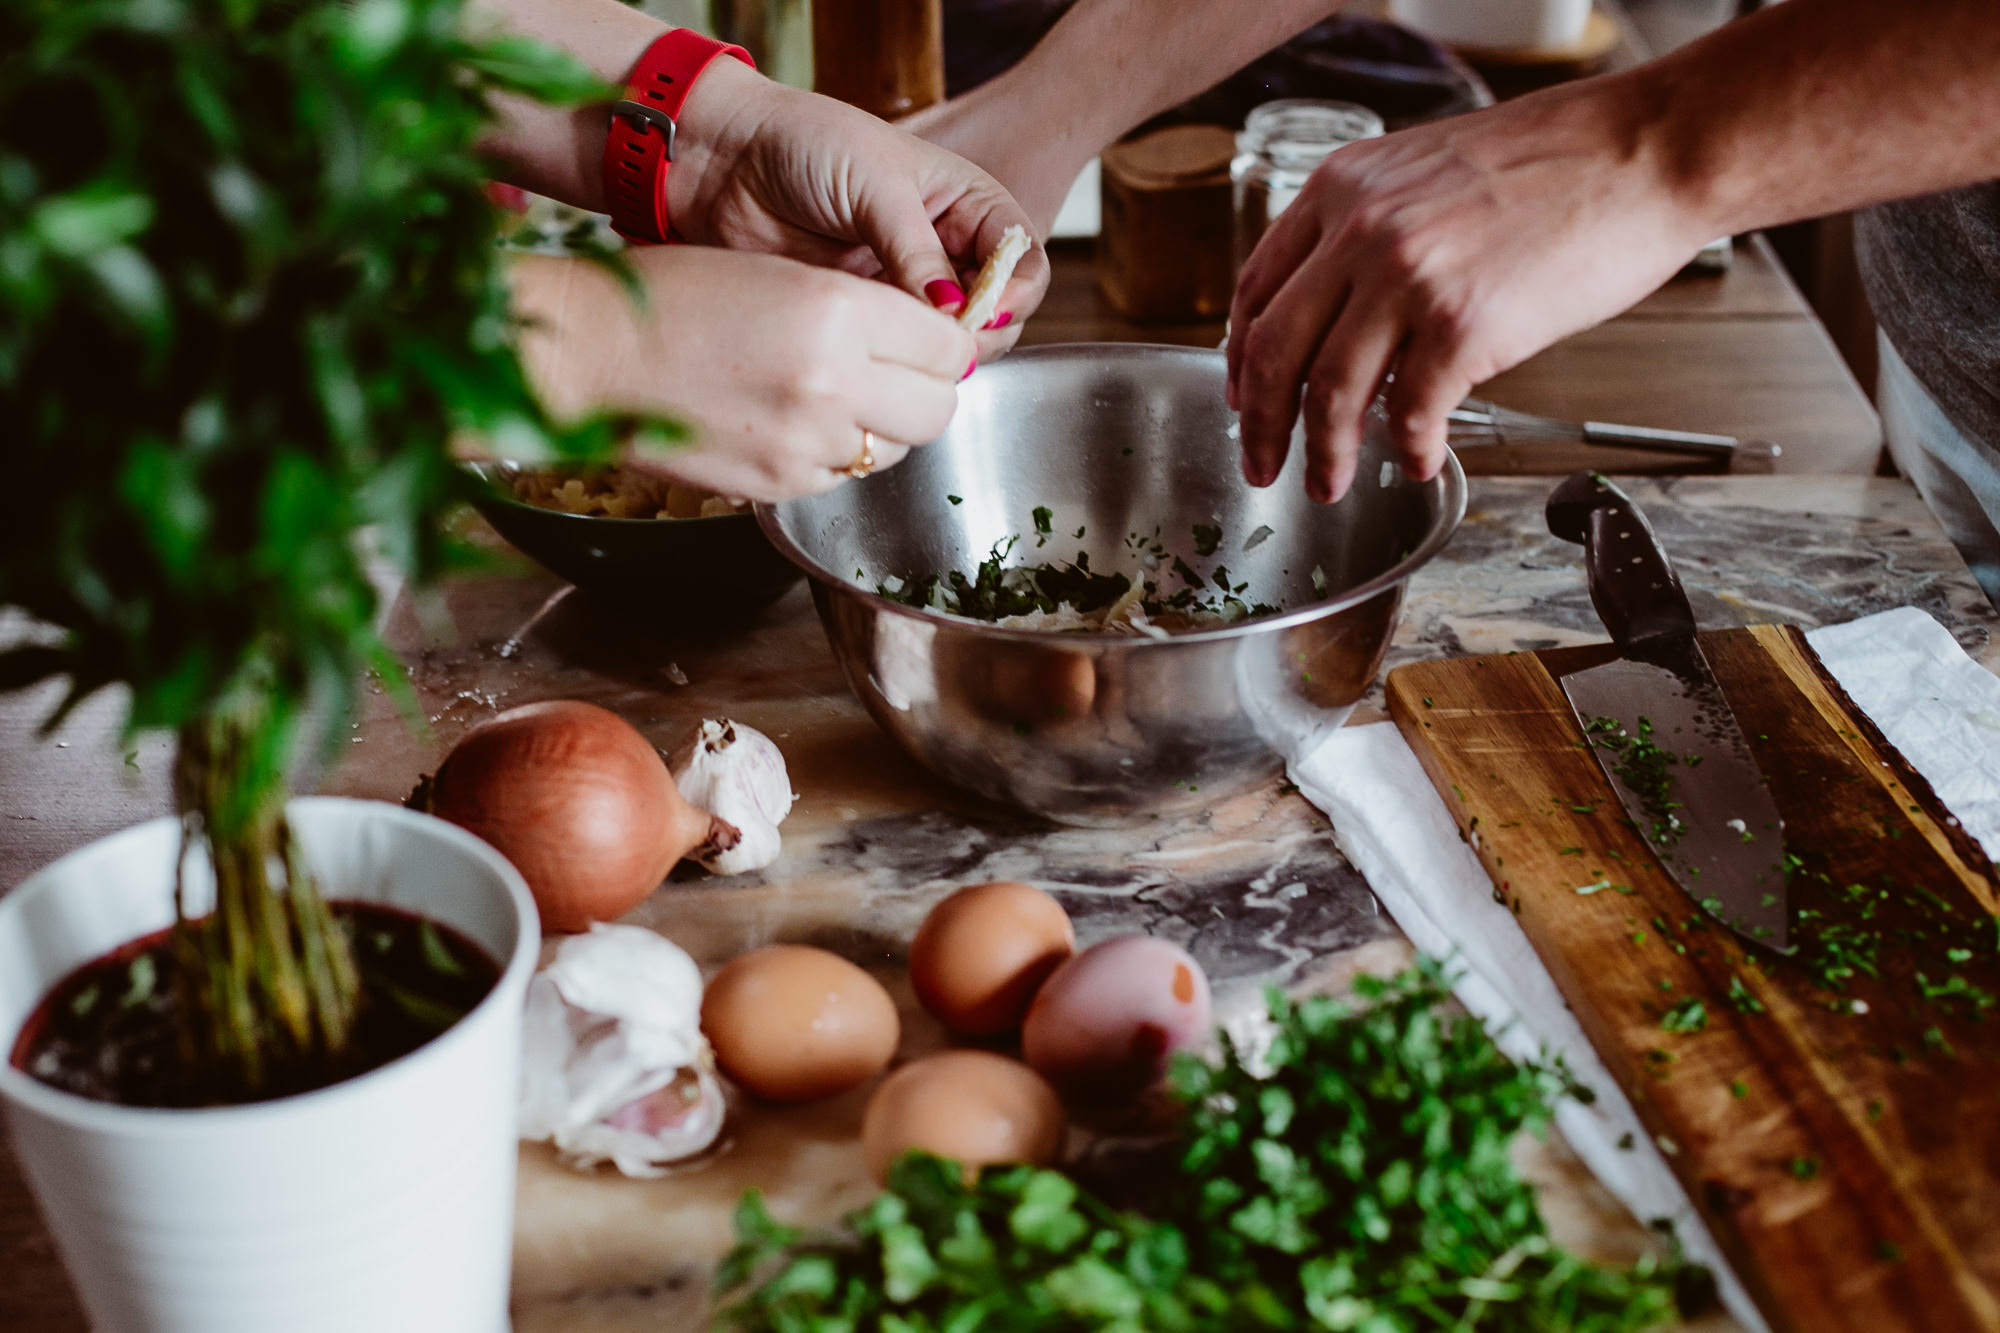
9, 901, 500, 1109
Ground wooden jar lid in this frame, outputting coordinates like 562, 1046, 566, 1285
1101, 124, 1237, 192
1097, 123, 1237, 322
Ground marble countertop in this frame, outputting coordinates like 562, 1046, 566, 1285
308, 475, 1998, 1332
1, 475, 1982, 1332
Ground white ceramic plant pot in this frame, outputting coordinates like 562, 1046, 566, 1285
1388, 0, 1592, 50
0, 797, 539, 1333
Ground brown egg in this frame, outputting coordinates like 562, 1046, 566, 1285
909, 881, 1076, 1036
861, 1050, 1066, 1184
700, 945, 899, 1103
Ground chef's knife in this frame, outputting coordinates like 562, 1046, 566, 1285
1545, 472, 1791, 953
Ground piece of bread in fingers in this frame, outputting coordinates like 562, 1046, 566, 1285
957, 225, 1031, 332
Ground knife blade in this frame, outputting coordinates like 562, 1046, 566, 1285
1545, 472, 1791, 953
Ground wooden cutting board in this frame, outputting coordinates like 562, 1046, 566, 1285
1386, 624, 2000, 1333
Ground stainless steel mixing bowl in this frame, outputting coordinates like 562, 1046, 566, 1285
759, 344, 1466, 824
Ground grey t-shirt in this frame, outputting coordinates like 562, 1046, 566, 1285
1856, 184, 2000, 453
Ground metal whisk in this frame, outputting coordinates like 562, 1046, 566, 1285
1448, 398, 1781, 466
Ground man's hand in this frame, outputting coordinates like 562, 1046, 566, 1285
1227, 77, 1712, 502
1227, 0, 2000, 503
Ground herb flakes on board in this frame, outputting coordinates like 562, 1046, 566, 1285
1582, 716, 1686, 849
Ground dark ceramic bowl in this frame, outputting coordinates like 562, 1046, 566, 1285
464, 463, 803, 615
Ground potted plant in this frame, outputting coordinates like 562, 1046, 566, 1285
0, 0, 651, 1325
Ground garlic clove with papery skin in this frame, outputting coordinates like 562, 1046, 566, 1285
519, 924, 726, 1177
667, 719, 796, 876
551, 1063, 727, 1179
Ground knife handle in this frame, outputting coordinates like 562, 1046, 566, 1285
1545, 472, 1698, 646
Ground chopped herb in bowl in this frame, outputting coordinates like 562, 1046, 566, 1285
874, 515, 1281, 635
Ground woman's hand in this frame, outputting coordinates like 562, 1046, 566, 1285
1227, 74, 1712, 503
473, 0, 1045, 359
667, 60, 1048, 362
511, 247, 977, 502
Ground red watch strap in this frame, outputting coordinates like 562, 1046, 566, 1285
603, 30, 754, 245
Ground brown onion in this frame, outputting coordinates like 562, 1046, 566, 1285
427, 701, 737, 933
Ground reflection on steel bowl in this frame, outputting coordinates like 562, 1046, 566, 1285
758, 344, 1466, 824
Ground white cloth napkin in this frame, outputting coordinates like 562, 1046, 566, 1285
1805, 607, 2000, 864
1289, 608, 2000, 1333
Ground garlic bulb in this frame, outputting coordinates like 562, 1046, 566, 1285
519, 924, 727, 1177
667, 719, 795, 875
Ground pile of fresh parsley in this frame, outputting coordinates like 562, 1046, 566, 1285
713, 961, 1691, 1332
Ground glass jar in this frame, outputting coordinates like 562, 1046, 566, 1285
1231, 100, 1386, 274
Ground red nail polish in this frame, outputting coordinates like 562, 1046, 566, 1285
961, 355, 977, 382
925, 278, 966, 310
985, 310, 1012, 330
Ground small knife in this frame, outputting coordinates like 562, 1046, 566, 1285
1545, 472, 1791, 953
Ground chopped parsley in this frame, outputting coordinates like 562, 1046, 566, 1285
1583, 715, 1686, 849
1726, 975, 1765, 1014
1659, 998, 1708, 1034
875, 513, 1280, 628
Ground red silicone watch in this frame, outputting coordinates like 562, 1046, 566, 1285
602, 30, 755, 245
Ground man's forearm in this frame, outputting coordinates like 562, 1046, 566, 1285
987, 0, 1344, 159
1633, 0, 2000, 235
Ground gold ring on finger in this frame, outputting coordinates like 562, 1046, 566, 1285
841, 429, 877, 480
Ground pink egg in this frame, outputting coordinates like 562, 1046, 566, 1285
1020, 934, 1212, 1110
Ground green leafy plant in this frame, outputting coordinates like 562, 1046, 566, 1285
714, 960, 1693, 1332
0, 0, 664, 1096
